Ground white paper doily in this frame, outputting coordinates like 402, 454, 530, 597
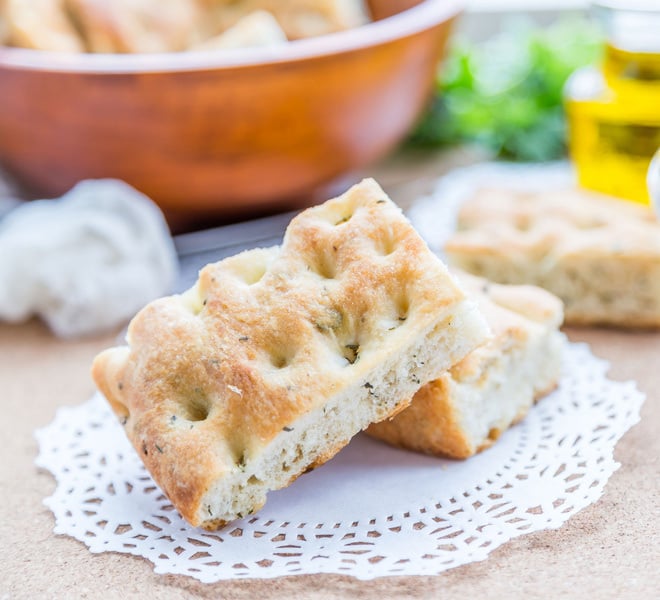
35, 341, 643, 581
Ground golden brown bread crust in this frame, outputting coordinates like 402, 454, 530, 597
367, 272, 564, 459
369, 377, 474, 458
93, 178, 488, 528
444, 187, 660, 328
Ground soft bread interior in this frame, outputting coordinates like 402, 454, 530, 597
198, 298, 487, 527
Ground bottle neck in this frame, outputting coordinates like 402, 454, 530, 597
594, 1, 660, 84
595, 1, 660, 53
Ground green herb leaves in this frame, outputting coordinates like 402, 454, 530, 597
409, 18, 603, 161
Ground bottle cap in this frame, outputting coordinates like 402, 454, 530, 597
592, 1, 660, 53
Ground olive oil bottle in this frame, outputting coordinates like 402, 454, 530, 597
565, 1, 660, 205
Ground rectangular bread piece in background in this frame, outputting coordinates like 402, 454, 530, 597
444, 187, 660, 328
367, 271, 564, 458
92, 178, 489, 529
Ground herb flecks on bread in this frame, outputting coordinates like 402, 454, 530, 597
92, 178, 489, 529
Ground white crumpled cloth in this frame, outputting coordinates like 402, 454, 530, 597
0, 179, 178, 338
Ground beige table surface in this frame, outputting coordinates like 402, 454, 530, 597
2, 152, 660, 599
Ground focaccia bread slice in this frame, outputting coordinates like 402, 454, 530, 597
92, 178, 489, 529
444, 187, 660, 328
65, 0, 204, 53
190, 10, 287, 51
1, 0, 84, 51
367, 271, 564, 458
208, 0, 369, 41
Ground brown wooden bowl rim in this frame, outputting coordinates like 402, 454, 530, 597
0, 0, 462, 73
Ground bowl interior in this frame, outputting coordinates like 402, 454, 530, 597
0, 0, 460, 72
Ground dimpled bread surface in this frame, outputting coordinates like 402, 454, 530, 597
92, 179, 489, 529
445, 187, 660, 328
367, 271, 565, 458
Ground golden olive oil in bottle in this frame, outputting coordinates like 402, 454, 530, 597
565, 1, 660, 205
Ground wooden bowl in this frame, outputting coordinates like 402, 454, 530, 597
0, 0, 461, 229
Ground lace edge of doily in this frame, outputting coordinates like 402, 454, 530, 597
33, 341, 645, 581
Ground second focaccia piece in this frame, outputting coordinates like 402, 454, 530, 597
367, 272, 564, 458
92, 179, 489, 529
444, 187, 660, 328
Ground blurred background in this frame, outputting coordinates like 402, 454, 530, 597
3, 0, 643, 231
1, 0, 659, 338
